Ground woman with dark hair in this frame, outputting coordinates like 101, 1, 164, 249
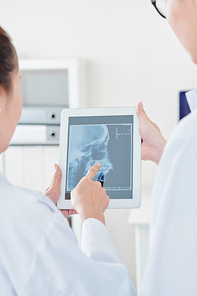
0, 27, 135, 296
0, 28, 21, 153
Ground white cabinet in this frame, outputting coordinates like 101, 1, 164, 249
19, 58, 87, 108
4, 146, 59, 192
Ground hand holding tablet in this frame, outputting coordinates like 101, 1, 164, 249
57, 107, 141, 209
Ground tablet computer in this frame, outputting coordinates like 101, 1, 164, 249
57, 107, 141, 209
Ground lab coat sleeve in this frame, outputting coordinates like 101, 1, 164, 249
81, 218, 136, 293
140, 135, 197, 296
20, 213, 136, 296
81, 218, 122, 263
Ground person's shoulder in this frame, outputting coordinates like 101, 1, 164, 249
171, 109, 197, 142
0, 174, 71, 293
0, 173, 62, 226
160, 109, 197, 165
0, 172, 68, 252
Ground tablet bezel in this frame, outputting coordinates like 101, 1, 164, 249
57, 107, 141, 209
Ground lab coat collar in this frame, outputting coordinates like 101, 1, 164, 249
185, 88, 197, 112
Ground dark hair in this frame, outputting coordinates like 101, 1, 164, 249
0, 27, 18, 91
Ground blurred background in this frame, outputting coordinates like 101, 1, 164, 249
1, 0, 197, 290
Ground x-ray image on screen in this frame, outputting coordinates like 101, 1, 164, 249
66, 115, 133, 199
67, 124, 113, 190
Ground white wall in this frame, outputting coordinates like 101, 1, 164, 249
1, 0, 197, 288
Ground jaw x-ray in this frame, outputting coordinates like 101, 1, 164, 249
66, 115, 134, 199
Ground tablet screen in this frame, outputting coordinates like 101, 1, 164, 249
65, 115, 133, 200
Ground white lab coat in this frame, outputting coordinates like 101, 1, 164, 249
0, 173, 135, 296
140, 89, 197, 296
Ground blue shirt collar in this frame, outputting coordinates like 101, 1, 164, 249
186, 88, 197, 112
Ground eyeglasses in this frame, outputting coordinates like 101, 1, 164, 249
151, 0, 166, 19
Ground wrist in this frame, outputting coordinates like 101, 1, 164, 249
80, 209, 105, 225
153, 138, 167, 165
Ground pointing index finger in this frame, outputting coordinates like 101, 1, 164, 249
86, 163, 101, 180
